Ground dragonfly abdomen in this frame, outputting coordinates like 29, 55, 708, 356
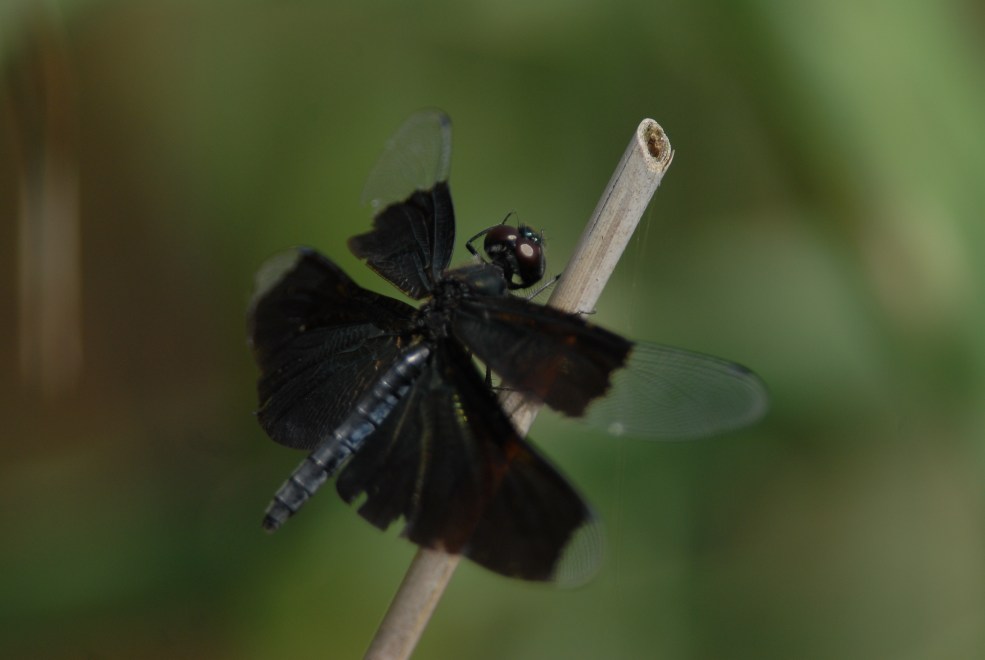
262, 344, 432, 531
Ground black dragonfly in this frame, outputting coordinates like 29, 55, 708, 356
247, 110, 767, 583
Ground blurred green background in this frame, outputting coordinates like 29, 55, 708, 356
2, 1, 984, 658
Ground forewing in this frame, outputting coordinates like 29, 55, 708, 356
348, 183, 454, 299
582, 342, 769, 439
247, 248, 416, 450
452, 295, 632, 417
350, 110, 455, 299
360, 109, 452, 211
336, 339, 597, 582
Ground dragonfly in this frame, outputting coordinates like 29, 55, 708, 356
247, 110, 767, 583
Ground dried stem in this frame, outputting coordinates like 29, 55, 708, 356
364, 118, 674, 660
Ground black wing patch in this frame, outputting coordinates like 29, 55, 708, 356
348, 181, 455, 299
452, 294, 633, 417
335, 339, 595, 582
248, 248, 416, 449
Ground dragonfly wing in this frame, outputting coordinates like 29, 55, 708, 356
350, 110, 455, 298
336, 339, 600, 583
582, 341, 769, 439
248, 247, 416, 449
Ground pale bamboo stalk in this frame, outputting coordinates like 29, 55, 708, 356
364, 118, 674, 660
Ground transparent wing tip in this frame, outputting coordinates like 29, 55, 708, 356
582, 342, 770, 440
551, 514, 605, 588
360, 109, 453, 209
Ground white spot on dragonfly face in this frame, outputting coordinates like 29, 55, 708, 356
519, 244, 535, 259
